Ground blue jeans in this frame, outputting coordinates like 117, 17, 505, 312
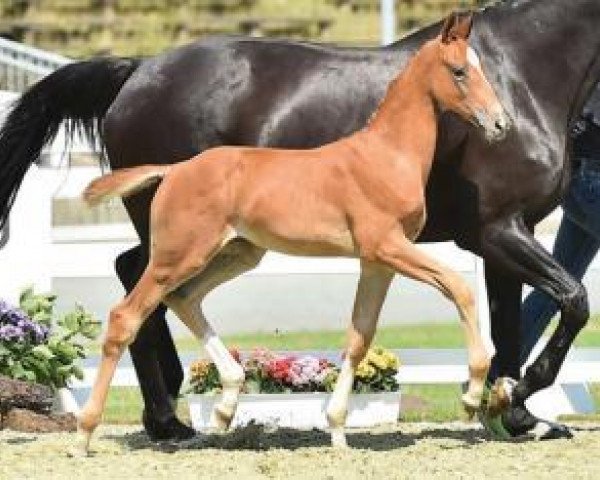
488, 158, 600, 381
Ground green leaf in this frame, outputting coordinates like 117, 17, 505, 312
32, 344, 55, 360
71, 364, 84, 381
32, 311, 52, 326
18, 286, 35, 306
50, 341, 78, 363
81, 321, 102, 340
60, 312, 80, 333
9, 361, 26, 379
57, 364, 73, 376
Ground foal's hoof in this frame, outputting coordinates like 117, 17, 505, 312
66, 430, 91, 458
66, 445, 89, 458
143, 411, 196, 442
210, 404, 234, 431
461, 389, 483, 416
487, 377, 516, 416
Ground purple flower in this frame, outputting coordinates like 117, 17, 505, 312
0, 300, 12, 317
0, 299, 49, 344
0, 324, 25, 342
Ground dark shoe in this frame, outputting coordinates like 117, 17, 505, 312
142, 409, 196, 442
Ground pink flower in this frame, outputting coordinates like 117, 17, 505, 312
229, 347, 242, 364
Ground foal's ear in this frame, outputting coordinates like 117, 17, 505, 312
441, 11, 474, 43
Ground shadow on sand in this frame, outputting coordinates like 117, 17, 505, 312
103, 422, 489, 454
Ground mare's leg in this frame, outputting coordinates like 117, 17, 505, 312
115, 245, 192, 441
166, 238, 266, 430
375, 230, 490, 411
326, 261, 393, 447
480, 216, 588, 420
485, 263, 522, 383
520, 215, 599, 364
488, 215, 600, 384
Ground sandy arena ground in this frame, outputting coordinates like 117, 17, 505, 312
1, 422, 599, 479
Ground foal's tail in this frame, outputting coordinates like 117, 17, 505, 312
84, 165, 170, 206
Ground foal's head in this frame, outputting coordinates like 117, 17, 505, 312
427, 11, 509, 142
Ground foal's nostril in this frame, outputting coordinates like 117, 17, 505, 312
494, 115, 510, 137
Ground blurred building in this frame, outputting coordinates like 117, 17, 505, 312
0, 0, 488, 58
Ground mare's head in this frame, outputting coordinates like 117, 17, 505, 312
426, 11, 509, 143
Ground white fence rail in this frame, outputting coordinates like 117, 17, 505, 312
0, 37, 70, 91
67, 347, 599, 421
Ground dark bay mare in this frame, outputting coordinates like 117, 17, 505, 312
2, 0, 600, 439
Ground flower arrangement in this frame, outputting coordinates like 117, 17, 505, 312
188, 346, 400, 395
0, 287, 100, 390
353, 346, 400, 393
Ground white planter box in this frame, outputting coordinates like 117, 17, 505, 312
188, 391, 400, 431
52, 387, 81, 415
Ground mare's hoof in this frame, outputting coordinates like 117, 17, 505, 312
478, 396, 573, 442
502, 404, 573, 440
531, 420, 574, 441
143, 411, 196, 442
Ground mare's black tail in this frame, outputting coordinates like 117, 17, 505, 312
0, 57, 141, 229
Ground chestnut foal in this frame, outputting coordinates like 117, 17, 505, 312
78, 12, 508, 454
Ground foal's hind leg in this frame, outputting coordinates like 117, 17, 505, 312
73, 267, 174, 456
74, 228, 231, 455
374, 230, 490, 413
326, 261, 393, 447
166, 239, 266, 430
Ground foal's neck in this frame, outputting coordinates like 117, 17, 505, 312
365, 46, 438, 182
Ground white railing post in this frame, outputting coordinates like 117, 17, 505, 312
380, 0, 396, 46
475, 256, 494, 356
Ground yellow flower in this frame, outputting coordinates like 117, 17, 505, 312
382, 350, 400, 370
356, 360, 376, 379
190, 359, 211, 379
367, 350, 388, 370
365, 346, 400, 371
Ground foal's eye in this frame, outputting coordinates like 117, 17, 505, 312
451, 66, 467, 81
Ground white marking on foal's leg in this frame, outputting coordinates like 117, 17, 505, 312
203, 328, 245, 430
326, 357, 355, 448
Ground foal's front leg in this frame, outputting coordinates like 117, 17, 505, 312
375, 229, 490, 412
326, 261, 393, 447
